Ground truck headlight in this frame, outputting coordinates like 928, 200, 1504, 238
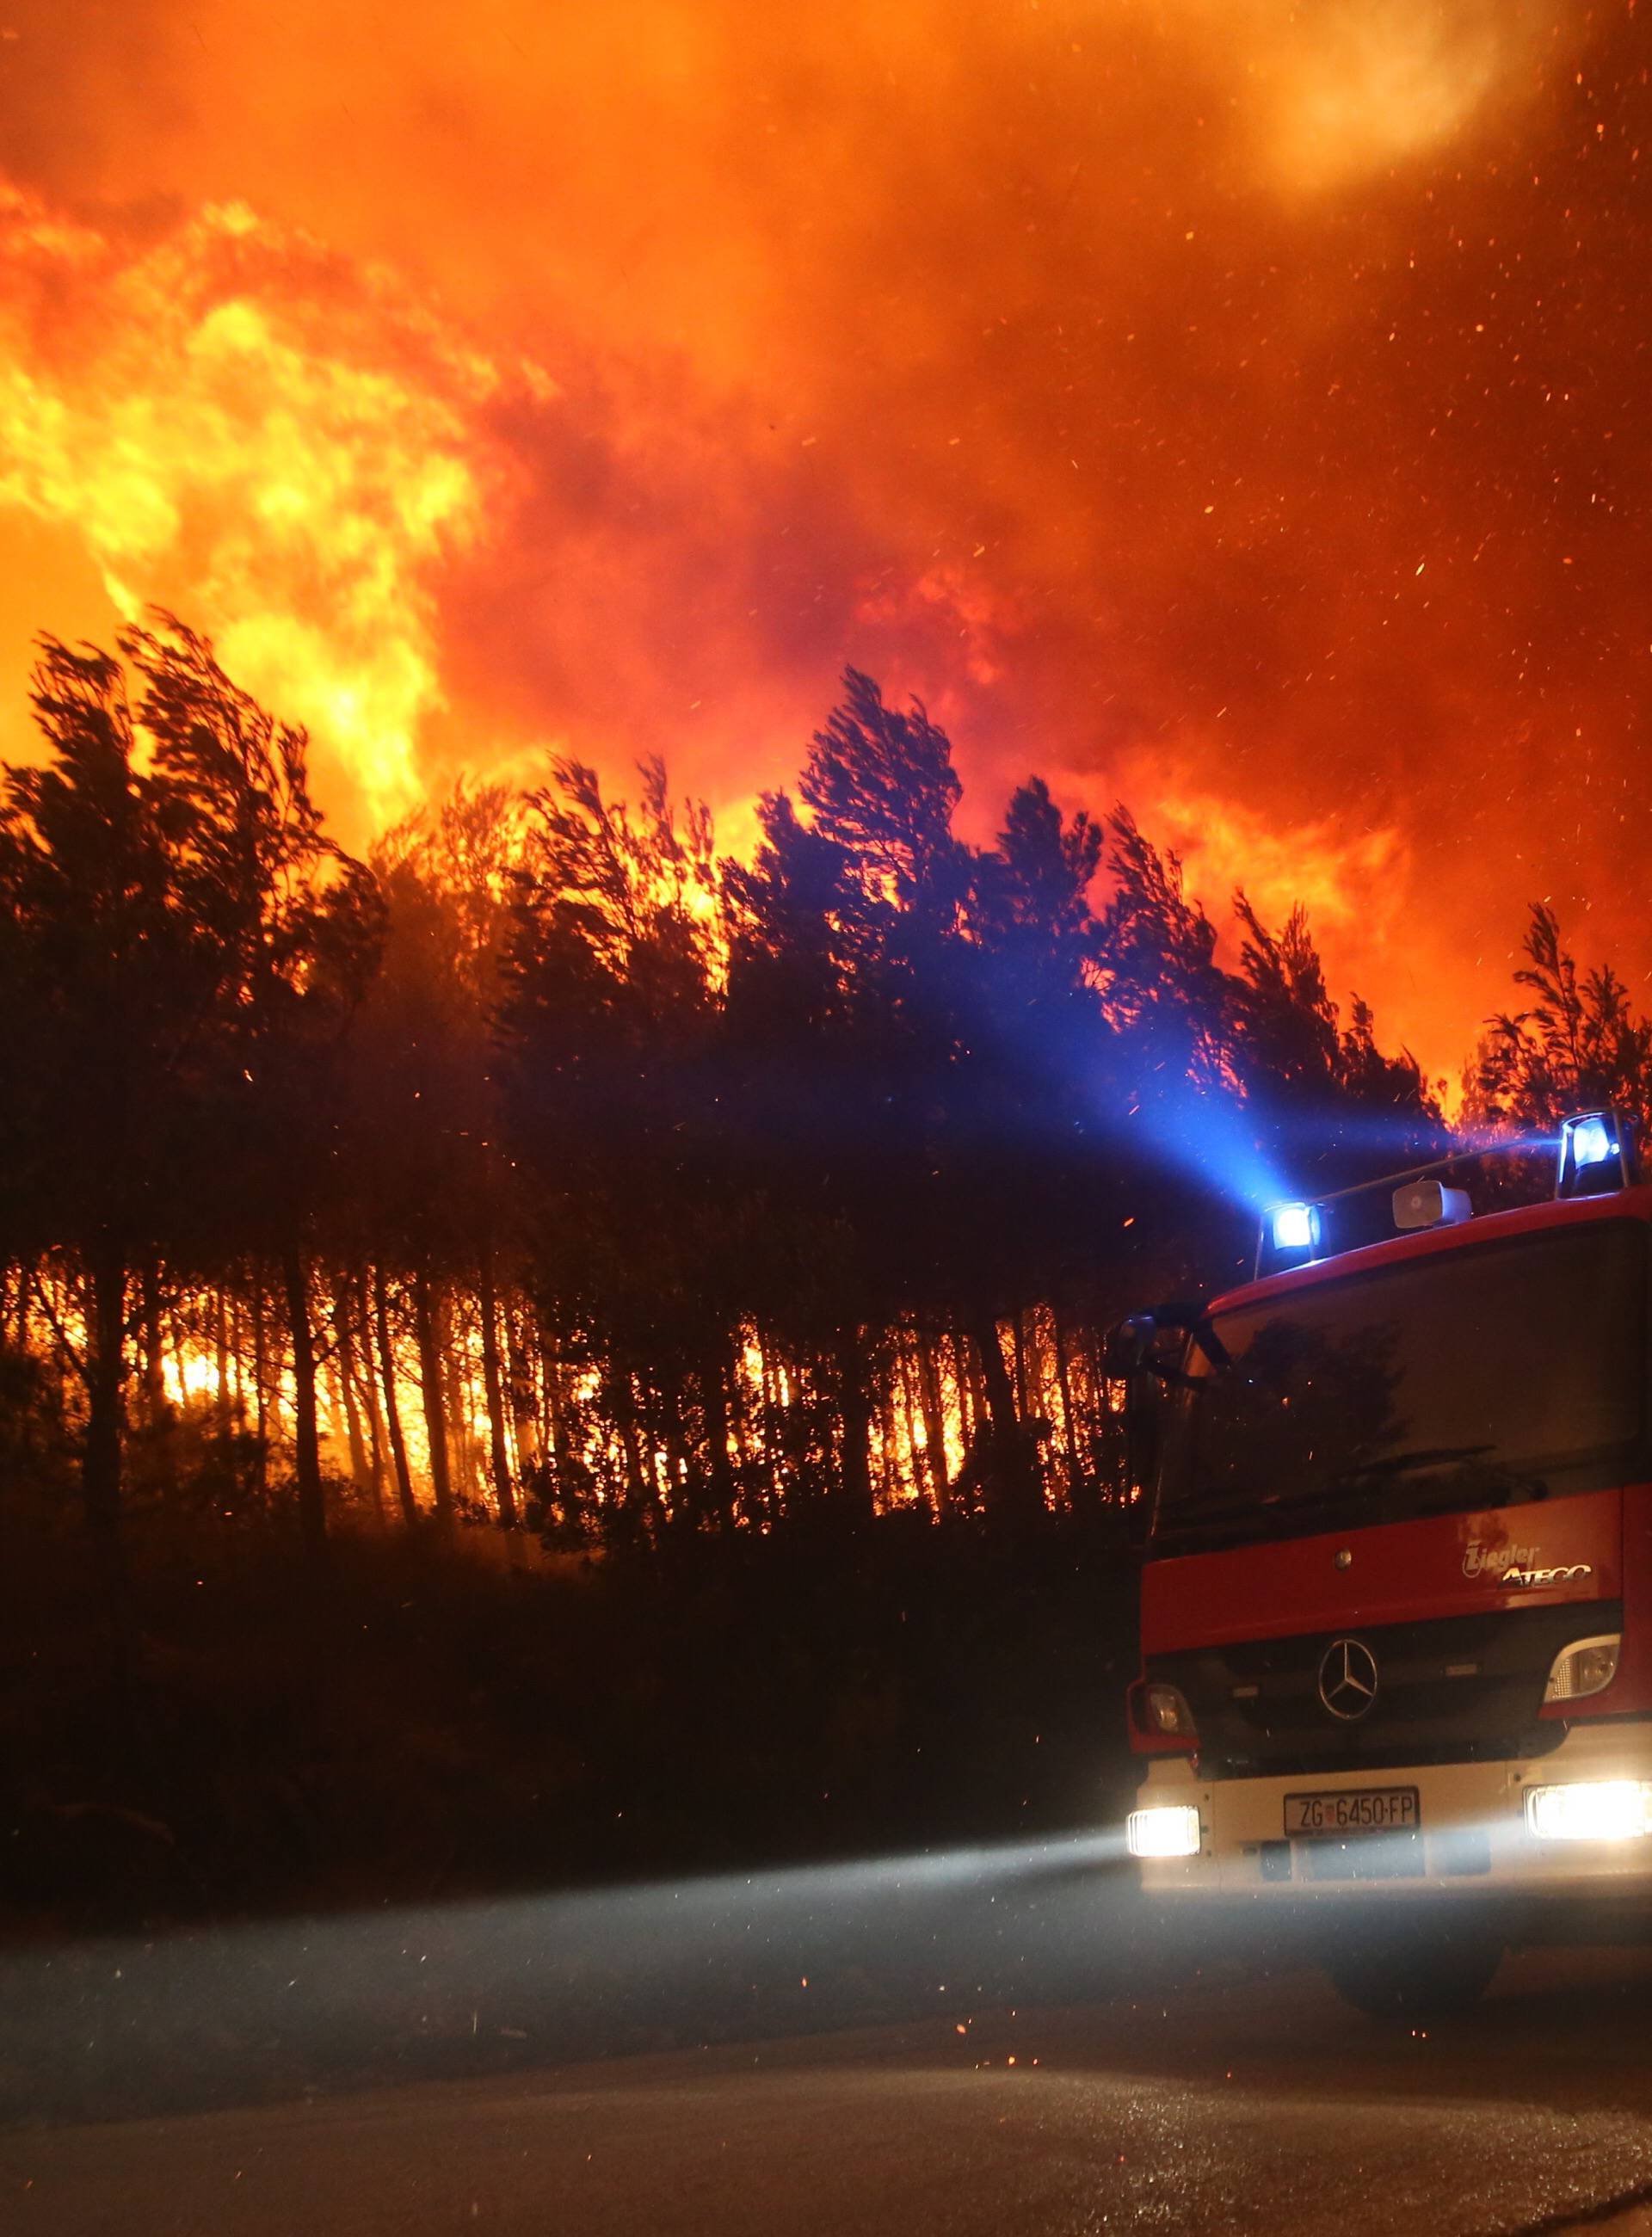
1525, 1780, 1652, 1841
1133, 1683, 1198, 1741
1543, 1635, 1621, 1704
1127, 1804, 1202, 1858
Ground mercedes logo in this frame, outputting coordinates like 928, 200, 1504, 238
1317, 1636, 1379, 1722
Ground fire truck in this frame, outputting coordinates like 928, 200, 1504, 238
1120, 1111, 1652, 2014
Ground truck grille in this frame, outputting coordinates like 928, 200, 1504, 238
1147, 1602, 1623, 1779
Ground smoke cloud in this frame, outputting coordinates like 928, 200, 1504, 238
0, 0, 1637, 1087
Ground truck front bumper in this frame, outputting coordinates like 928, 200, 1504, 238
1132, 1722, 1652, 1897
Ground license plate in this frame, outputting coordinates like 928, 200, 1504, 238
1284, 1787, 1421, 1838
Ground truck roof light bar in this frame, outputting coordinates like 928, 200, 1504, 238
1253, 1109, 1636, 1279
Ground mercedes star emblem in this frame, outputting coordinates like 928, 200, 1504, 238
1318, 1636, 1379, 1722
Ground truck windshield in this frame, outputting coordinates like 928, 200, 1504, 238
1154, 1219, 1647, 1554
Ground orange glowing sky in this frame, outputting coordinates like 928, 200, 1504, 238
0, 0, 1647, 1088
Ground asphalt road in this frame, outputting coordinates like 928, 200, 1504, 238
12, 1944, 1652, 2237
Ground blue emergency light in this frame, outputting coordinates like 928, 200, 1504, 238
1267, 1202, 1321, 1255
1556, 1109, 1629, 1199
1565, 1113, 1613, 1171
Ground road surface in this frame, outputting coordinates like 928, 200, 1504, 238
10, 1944, 1652, 2235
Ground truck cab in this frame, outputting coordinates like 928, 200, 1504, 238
1124, 1113, 1652, 2011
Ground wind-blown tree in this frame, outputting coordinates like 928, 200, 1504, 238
413, 780, 527, 1531
731, 675, 1014, 1509
129, 618, 381, 1560
933, 778, 1132, 1498
0, 619, 380, 1558
343, 780, 524, 1531
1090, 809, 1446, 1298
1231, 898, 1342, 1095
1088, 810, 1258, 1295
729, 683, 1119, 1513
721, 786, 887, 1515
1098, 809, 1232, 1098
1230, 895, 1444, 1196
337, 843, 472, 1528
1468, 902, 1652, 1136
792, 674, 992, 1499
798, 669, 967, 924
501, 755, 732, 1537
0, 638, 214, 1542
946, 779, 1124, 1506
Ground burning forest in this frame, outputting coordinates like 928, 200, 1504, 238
2, 0, 1651, 1972
2, 3, 1651, 1095
2, 608, 1649, 1933
2, 616, 1644, 1558
0, 616, 1440, 1553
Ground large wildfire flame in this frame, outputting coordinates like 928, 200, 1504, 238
0, 0, 1633, 1084
0, 186, 539, 830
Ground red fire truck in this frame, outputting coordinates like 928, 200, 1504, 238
1122, 1112, 1652, 2013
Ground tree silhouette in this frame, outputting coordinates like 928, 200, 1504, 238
0, 638, 210, 1543
126, 617, 381, 1561
346, 780, 523, 1530
1470, 903, 1652, 1133
501, 756, 730, 1535
0, 620, 379, 1561
0, 634, 1481, 1554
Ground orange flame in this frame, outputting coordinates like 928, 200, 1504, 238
0, 183, 547, 833
0, 0, 1621, 1090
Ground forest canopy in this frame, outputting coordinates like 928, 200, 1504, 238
0, 619, 1627, 1554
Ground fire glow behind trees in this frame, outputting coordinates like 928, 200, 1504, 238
0, 620, 1643, 1924
0, 1, 1647, 1090
0, 627, 1453, 1544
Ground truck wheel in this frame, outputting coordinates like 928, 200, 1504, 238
1320, 1919, 1503, 2020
